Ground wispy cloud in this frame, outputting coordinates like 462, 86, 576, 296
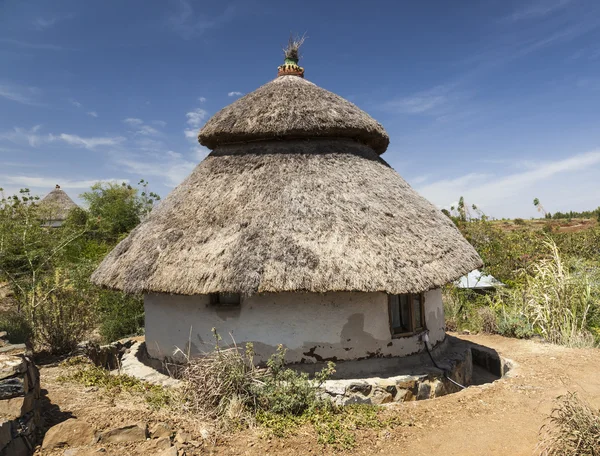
198, 96, 207, 103
227, 91, 243, 97
57, 134, 125, 149
70, 99, 82, 108
0, 175, 126, 190
0, 38, 63, 51
0, 126, 125, 150
0, 83, 41, 106
33, 14, 75, 31
168, 0, 237, 40
416, 150, 600, 218
87, 111, 98, 118
123, 117, 144, 126
115, 155, 196, 187
506, 0, 574, 22
186, 108, 208, 127
152, 120, 167, 127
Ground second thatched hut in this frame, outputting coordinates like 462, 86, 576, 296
92, 41, 482, 364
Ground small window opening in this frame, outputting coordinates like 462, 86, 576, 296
210, 293, 241, 307
389, 293, 425, 336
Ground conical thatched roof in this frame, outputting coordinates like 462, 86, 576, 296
198, 76, 390, 155
39, 185, 78, 221
91, 46, 482, 296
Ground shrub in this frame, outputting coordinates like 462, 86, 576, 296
34, 267, 96, 354
514, 218, 526, 225
96, 291, 144, 343
537, 392, 600, 455
179, 338, 334, 421
496, 313, 534, 339
477, 307, 499, 334
0, 311, 33, 345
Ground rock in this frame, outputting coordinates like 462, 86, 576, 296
157, 447, 178, 456
323, 381, 346, 396
63, 448, 107, 456
42, 419, 95, 450
417, 382, 432, 400
99, 422, 147, 443
0, 419, 12, 448
0, 435, 29, 456
150, 422, 172, 439
394, 388, 413, 402
0, 377, 25, 400
0, 391, 35, 418
151, 436, 172, 451
199, 428, 211, 440
0, 355, 26, 380
348, 382, 372, 396
342, 395, 371, 405
369, 388, 393, 405
174, 430, 190, 444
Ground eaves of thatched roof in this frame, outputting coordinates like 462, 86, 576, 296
91, 139, 482, 295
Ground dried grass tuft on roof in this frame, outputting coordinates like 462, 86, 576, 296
39, 185, 78, 221
91, 139, 482, 295
198, 76, 390, 154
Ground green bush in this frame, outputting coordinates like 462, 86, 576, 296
96, 291, 144, 343
0, 311, 33, 345
496, 313, 534, 339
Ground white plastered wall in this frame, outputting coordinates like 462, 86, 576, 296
144, 289, 445, 364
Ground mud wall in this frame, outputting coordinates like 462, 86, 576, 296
144, 289, 445, 363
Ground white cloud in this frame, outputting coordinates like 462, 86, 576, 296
135, 125, 160, 136
0, 83, 41, 106
152, 120, 167, 127
33, 14, 75, 31
87, 111, 98, 118
184, 129, 197, 140
198, 97, 207, 103
116, 156, 196, 187
186, 108, 208, 127
0, 125, 50, 147
57, 133, 125, 149
0, 175, 126, 190
383, 86, 452, 115
228, 91, 243, 97
416, 150, 600, 218
123, 117, 144, 126
507, 0, 573, 22
0, 38, 63, 51
70, 99, 82, 108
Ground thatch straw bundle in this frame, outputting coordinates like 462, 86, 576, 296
91, 139, 482, 295
39, 185, 78, 221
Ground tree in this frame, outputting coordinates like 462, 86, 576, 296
533, 197, 547, 217
81, 180, 160, 241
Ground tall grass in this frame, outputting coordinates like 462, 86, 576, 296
537, 392, 600, 456
523, 239, 597, 347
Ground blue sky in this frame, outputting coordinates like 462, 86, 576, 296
1, 0, 600, 218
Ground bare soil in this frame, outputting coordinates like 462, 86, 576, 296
494, 218, 597, 233
34, 334, 600, 455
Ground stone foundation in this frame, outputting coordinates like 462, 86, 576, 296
0, 334, 41, 456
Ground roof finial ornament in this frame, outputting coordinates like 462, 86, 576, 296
278, 33, 306, 78
55, 184, 60, 189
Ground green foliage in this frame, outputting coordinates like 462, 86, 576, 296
60, 363, 174, 409
0, 180, 159, 353
96, 291, 144, 342
81, 180, 159, 242
0, 311, 33, 345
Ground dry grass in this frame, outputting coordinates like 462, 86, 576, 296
537, 392, 600, 455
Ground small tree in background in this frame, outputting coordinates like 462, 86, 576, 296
533, 198, 547, 218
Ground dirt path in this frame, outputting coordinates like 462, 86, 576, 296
35, 334, 600, 455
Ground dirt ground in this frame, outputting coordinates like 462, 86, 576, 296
34, 334, 600, 456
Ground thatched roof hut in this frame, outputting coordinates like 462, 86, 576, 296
92, 40, 482, 364
39, 185, 78, 227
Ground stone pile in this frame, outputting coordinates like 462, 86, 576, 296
0, 332, 41, 456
